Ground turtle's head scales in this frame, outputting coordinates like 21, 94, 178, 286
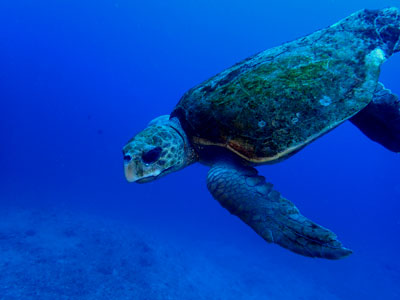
122, 115, 197, 183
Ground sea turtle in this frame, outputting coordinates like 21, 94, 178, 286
123, 8, 400, 259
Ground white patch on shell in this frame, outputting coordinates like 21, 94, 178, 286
365, 48, 386, 67
258, 120, 266, 128
319, 96, 332, 107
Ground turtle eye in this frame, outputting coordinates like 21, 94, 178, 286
142, 147, 162, 164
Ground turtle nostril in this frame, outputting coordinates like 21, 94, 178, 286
123, 154, 132, 162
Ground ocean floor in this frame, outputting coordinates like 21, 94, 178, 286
0, 205, 399, 300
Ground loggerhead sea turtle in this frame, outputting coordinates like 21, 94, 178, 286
123, 8, 400, 259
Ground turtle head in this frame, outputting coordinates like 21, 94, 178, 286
123, 115, 197, 183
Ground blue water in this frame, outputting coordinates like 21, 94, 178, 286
1, 0, 400, 299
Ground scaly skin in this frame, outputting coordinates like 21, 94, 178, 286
123, 116, 197, 182
207, 160, 352, 259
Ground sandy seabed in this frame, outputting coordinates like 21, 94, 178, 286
0, 205, 399, 300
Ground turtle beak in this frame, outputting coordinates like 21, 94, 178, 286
123, 154, 144, 183
123, 157, 163, 183
124, 163, 139, 183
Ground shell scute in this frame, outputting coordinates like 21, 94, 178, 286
172, 9, 395, 163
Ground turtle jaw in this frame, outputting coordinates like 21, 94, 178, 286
124, 162, 160, 183
124, 168, 158, 183
124, 161, 176, 183
124, 163, 141, 183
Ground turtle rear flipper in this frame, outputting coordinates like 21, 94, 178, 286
350, 83, 400, 153
207, 161, 352, 259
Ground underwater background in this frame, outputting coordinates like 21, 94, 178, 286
1, 0, 400, 299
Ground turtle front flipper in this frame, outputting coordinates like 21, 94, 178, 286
207, 161, 352, 259
350, 83, 400, 153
